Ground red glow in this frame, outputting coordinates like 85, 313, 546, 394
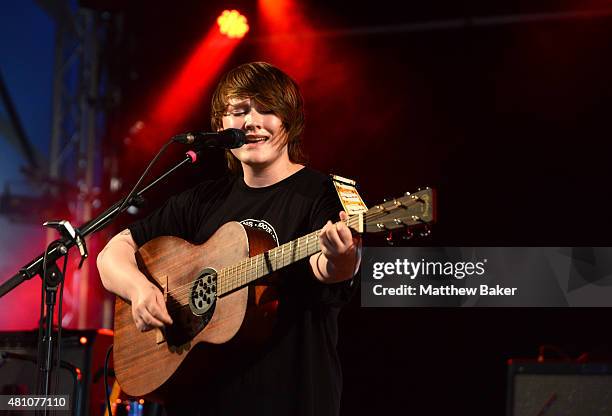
0, 227, 51, 330
76, 367, 82, 381
217, 10, 249, 39
97, 328, 114, 336
148, 27, 241, 148
257, 0, 316, 81
258, 0, 366, 169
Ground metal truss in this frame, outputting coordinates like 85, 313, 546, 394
36, 0, 120, 329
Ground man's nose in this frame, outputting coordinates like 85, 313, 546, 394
244, 109, 262, 129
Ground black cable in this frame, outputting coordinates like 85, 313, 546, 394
104, 344, 114, 416
35, 246, 47, 395
53, 252, 68, 413
117, 139, 173, 214
36, 240, 57, 397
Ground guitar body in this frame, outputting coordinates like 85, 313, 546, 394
113, 222, 279, 401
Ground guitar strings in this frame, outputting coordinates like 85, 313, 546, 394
163, 236, 322, 312
163, 207, 413, 304
163, 213, 367, 301
161, 208, 404, 308
162, 207, 410, 306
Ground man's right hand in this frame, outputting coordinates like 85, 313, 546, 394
97, 229, 174, 332
130, 283, 174, 332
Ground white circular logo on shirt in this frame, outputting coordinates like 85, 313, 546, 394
240, 218, 279, 245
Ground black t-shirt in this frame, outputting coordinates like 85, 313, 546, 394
128, 167, 356, 416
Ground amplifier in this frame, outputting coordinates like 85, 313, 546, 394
0, 329, 113, 416
506, 360, 612, 416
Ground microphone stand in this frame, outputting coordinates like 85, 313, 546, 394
0, 148, 201, 405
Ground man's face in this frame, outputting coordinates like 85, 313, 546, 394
222, 97, 289, 169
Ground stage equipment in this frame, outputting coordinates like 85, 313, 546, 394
0, 143, 204, 405
507, 360, 612, 415
217, 10, 249, 38
171, 128, 246, 147
0, 329, 113, 416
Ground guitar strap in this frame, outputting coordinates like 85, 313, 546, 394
330, 174, 368, 215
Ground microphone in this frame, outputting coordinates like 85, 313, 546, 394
172, 128, 245, 149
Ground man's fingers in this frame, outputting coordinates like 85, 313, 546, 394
155, 291, 173, 324
330, 224, 347, 250
142, 309, 165, 328
321, 223, 344, 252
319, 231, 334, 256
336, 222, 353, 246
146, 301, 172, 326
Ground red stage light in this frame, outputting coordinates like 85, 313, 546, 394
217, 10, 249, 38
97, 328, 114, 336
149, 27, 242, 147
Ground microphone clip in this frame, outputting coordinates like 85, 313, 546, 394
43, 219, 89, 269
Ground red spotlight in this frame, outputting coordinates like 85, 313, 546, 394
148, 26, 242, 147
257, 0, 315, 81
217, 10, 249, 38
97, 328, 114, 336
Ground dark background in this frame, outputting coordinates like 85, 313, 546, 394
107, 1, 612, 414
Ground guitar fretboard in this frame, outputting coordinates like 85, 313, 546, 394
217, 215, 361, 296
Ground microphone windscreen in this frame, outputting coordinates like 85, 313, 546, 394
221, 128, 246, 148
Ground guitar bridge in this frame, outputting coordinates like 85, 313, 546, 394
156, 275, 168, 345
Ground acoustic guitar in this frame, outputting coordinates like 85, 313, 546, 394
113, 188, 435, 400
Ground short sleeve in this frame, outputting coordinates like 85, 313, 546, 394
128, 182, 209, 247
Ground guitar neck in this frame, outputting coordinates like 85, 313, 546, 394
217, 215, 363, 296
215, 187, 435, 296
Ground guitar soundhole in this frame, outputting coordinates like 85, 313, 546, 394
189, 268, 218, 317
162, 269, 218, 347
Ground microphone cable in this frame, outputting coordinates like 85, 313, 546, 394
104, 344, 114, 416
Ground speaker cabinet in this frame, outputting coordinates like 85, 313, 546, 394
0, 329, 113, 416
507, 361, 612, 416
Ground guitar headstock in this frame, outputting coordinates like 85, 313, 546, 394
363, 188, 435, 234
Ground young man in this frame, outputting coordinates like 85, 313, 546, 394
97, 62, 361, 415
